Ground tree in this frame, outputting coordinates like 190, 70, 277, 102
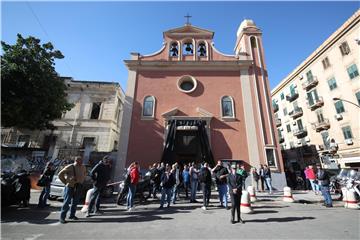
1, 34, 73, 130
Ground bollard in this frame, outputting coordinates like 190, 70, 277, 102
240, 190, 254, 214
283, 187, 295, 203
81, 188, 95, 213
247, 186, 257, 203
343, 188, 359, 209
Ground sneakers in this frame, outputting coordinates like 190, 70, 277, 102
201, 206, 207, 210
59, 219, 67, 224
159, 206, 164, 209
238, 219, 245, 224
127, 207, 133, 212
69, 216, 79, 220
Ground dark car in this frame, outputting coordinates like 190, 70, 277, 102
49, 165, 114, 200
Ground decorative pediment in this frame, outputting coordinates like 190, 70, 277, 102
196, 107, 214, 118
161, 107, 179, 118
164, 25, 214, 38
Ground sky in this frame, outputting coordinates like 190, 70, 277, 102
2, 1, 359, 91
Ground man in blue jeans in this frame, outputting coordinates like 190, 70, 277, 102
58, 156, 87, 224
317, 166, 333, 207
212, 161, 229, 208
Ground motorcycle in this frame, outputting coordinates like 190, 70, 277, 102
1, 170, 31, 207
116, 171, 152, 205
336, 169, 360, 202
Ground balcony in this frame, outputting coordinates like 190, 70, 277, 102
286, 91, 299, 102
307, 96, 324, 110
313, 118, 331, 132
276, 118, 282, 127
273, 103, 279, 112
302, 76, 318, 91
293, 127, 307, 138
288, 107, 303, 119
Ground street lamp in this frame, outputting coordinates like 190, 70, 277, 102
332, 97, 360, 109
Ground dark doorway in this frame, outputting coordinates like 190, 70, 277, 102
161, 119, 215, 166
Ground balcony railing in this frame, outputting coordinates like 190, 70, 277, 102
276, 118, 281, 127
273, 104, 279, 112
307, 96, 324, 110
293, 127, 307, 137
286, 91, 299, 102
288, 107, 303, 119
302, 76, 318, 91
313, 118, 331, 132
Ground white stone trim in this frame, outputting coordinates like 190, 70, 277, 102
141, 42, 166, 57
177, 75, 197, 93
141, 95, 156, 119
220, 95, 236, 119
211, 42, 236, 57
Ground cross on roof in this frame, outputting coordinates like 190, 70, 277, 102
184, 13, 192, 25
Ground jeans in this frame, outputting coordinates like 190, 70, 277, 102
160, 187, 172, 207
320, 185, 333, 206
309, 180, 319, 192
218, 184, 228, 207
183, 181, 190, 198
60, 185, 81, 220
38, 185, 50, 207
190, 180, 198, 201
265, 178, 272, 193
202, 183, 211, 207
126, 184, 136, 208
88, 185, 104, 213
172, 185, 179, 204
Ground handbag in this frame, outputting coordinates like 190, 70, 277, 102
37, 174, 49, 187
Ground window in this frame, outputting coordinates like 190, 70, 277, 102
169, 42, 179, 57
183, 42, 193, 55
90, 102, 102, 119
316, 109, 324, 123
265, 148, 276, 167
307, 89, 319, 106
17, 135, 30, 147
286, 124, 291, 133
339, 41, 350, 56
197, 42, 207, 57
347, 64, 359, 80
327, 77, 337, 90
82, 137, 95, 149
283, 107, 287, 116
334, 100, 345, 114
306, 70, 314, 82
297, 119, 304, 130
280, 92, 284, 100
289, 84, 296, 96
342, 126, 353, 140
322, 57, 330, 69
356, 91, 360, 106
143, 96, 155, 117
221, 96, 234, 118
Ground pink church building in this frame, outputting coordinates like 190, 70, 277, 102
117, 20, 286, 187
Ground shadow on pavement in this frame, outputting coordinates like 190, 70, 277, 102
1, 204, 59, 224
252, 210, 279, 214
253, 205, 289, 209
245, 216, 315, 223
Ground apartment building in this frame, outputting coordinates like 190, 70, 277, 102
271, 10, 360, 170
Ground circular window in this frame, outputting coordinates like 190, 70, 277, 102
177, 75, 197, 93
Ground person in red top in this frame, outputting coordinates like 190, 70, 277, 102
307, 165, 319, 194
126, 162, 140, 211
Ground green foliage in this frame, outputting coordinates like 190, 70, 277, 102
1, 34, 74, 130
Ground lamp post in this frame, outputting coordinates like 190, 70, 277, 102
332, 97, 360, 109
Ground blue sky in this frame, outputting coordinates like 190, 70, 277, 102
2, 1, 359, 91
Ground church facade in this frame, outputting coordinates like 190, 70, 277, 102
117, 20, 286, 187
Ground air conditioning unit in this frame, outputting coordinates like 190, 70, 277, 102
305, 137, 310, 142
335, 114, 343, 121
345, 139, 353, 145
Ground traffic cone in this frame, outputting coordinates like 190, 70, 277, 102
283, 187, 295, 203
81, 188, 95, 213
247, 186, 257, 202
341, 187, 348, 204
240, 190, 254, 214
343, 189, 359, 209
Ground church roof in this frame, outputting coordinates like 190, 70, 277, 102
163, 24, 214, 39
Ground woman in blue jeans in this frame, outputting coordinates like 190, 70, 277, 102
37, 162, 55, 208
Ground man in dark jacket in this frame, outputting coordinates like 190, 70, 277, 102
86, 156, 111, 217
159, 165, 175, 209
316, 166, 333, 208
212, 161, 229, 208
227, 164, 244, 224
199, 163, 212, 210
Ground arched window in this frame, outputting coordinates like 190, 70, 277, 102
197, 42, 207, 57
183, 42, 193, 55
221, 96, 234, 118
143, 96, 155, 117
169, 42, 179, 57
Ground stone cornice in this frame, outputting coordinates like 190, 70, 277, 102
124, 60, 253, 71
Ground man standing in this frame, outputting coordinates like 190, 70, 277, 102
199, 163, 212, 210
264, 165, 272, 194
259, 164, 265, 192
317, 166, 333, 208
58, 156, 87, 224
227, 164, 244, 224
189, 162, 200, 203
159, 165, 175, 209
86, 156, 111, 217
127, 162, 140, 211
212, 161, 229, 208
236, 164, 248, 190
182, 164, 190, 199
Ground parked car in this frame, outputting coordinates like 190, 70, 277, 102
49, 164, 114, 200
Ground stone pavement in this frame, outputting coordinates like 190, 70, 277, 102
1, 189, 359, 240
